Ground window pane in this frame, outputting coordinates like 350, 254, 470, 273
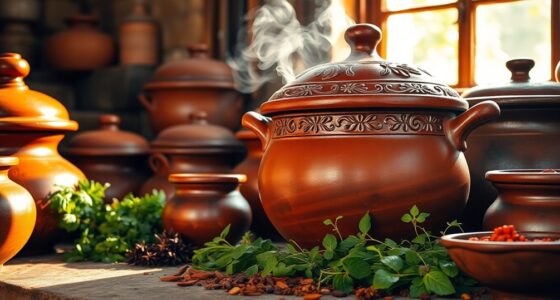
386, 0, 456, 11
475, 0, 551, 84
386, 9, 459, 85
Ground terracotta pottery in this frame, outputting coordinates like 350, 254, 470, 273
0, 157, 36, 267
483, 169, 560, 232
233, 129, 281, 240
46, 14, 114, 71
139, 112, 246, 199
0, 0, 41, 22
441, 231, 560, 299
139, 44, 245, 133
461, 58, 560, 231
162, 173, 252, 247
63, 114, 150, 201
0, 53, 84, 254
242, 24, 500, 248
119, 0, 160, 66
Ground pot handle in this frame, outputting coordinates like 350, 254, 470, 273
445, 100, 500, 151
139, 92, 155, 112
242, 111, 272, 150
148, 153, 170, 175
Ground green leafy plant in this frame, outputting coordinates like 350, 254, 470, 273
49, 180, 166, 263
191, 205, 476, 298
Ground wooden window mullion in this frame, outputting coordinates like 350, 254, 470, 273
458, 0, 474, 87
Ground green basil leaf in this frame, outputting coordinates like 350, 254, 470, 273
342, 257, 372, 279
338, 235, 360, 252
384, 238, 398, 248
439, 261, 459, 278
245, 264, 259, 276
324, 249, 334, 260
219, 224, 231, 239
358, 212, 371, 234
322, 234, 337, 250
409, 280, 429, 298
412, 234, 427, 245
323, 219, 333, 226
423, 270, 455, 296
404, 249, 421, 265
416, 212, 430, 223
401, 213, 413, 223
410, 205, 420, 217
373, 269, 399, 289
381, 255, 404, 272
333, 274, 354, 293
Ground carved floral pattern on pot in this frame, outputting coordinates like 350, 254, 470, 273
303, 61, 431, 81
271, 112, 446, 138
270, 81, 459, 100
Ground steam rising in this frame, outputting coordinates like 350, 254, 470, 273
227, 0, 354, 93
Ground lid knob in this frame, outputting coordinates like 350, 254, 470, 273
0, 53, 30, 87
344, 24, 382, 60
187, 44, 209, 59
506, 58, 534, 82
99, 114, 121, 130
191, 111, 209, 124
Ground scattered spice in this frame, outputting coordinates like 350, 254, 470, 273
127, 231, 196, 266
468, 225, 557, 242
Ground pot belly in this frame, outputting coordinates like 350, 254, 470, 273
259, 136, 469, 248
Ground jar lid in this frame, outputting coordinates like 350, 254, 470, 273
486, 169, 560, 185
143, 44, 235, 90
462, 59, 560, 107
0, 53, 77, 132
168, 173, 247, 184
151, 112, 245, 152
259, 23, 465, 116
65, 114, 149, 156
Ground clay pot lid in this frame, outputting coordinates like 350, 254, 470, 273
0, 156, 18, 166
260, 23, 465, 115
168, 173, 247, 184
151, 112, 244, 151
462, 59, 560, 107
0, 53, 77, 132
144, 44, 235, 90
485, 169, 560, 185
65, 114, 149, 156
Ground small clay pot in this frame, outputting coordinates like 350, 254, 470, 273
483, 169, 560, 232
233, 129, 281, 240
0, 157, 36, 267
139, 112, 246, 199
139, 44, 245, 133
64, 114, 150, 201
162, 173, 252, 247
0, 53, 84, 254
46, 15, 114, 71
119, 0, 160, 66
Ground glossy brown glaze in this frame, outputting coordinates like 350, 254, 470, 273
441, 231, 560, 299
46, 15, 114, 71
483, 169, 560, 232
119, 0, 159, 66
233, 130, 281, 240
64, 114, 150, 200
162, 173, 252, 247
0, 53, 84, 254
0, 157, 36, 266
140, 113, 246, 199
140, 44, 244, 133
462, 59, 560, 231
242, 24, 500, 248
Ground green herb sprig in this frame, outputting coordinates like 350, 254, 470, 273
191, 205, 476, 298
49, 180, 166, 263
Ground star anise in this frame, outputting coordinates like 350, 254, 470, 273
127, 231, 196, 266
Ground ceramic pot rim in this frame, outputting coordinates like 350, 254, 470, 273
0, 118, 78, 132
168, 173, 247, 184
143, 79, 235, 90
64, 148, 148, 156
486, 169, 560, 185
441, 231, 560, 252
0, 156, 18, 166
467, 95, 560, 108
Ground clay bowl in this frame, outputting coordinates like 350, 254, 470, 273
441, 231, 560, 299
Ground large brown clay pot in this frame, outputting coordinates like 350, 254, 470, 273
63, 114, 150, 201
46, 15, 114, 71
0, 157, 36, 267
162, 173, 252, 247
483, 169, 560, 232
139, 113, 246, 199
233, 130, 281, 240
242, 24, 500, 248
461, 59, 560, 231
119, 0, 160, 66
139, 44, 245, 133
0, 53, 84, 254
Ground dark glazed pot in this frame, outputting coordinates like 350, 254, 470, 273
0, 53, 84, 254
46, 15, 114, 71
119, 0, 159, 66
0, 157, 36, 267
140, 113, 246, 199
64, 114, 150, 200
162, 173, 252, 247
483, 169, 560, 232
233, 129, 281, 240
242, 24, 500, 248
461, 59, 560, 231
139, 44, 244, 133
